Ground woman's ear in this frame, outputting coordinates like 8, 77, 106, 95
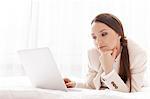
116, 34, 121, 40
117, 35, 121, 40
119, 36, 121, 39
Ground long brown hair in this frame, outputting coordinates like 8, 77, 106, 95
91, 13, 132, 92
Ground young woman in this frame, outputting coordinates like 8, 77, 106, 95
64, 13, 147, 92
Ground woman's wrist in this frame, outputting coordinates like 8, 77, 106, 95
73, 81, 76, 87
104, 67, 113, 75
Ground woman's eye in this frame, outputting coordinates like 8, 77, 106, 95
101, 32, 108, 36
92, 36, 97, 39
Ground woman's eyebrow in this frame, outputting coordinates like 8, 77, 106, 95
98, 29, 107, 33
91, 29, 107, 35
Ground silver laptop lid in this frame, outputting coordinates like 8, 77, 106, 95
18, 47, 67, 91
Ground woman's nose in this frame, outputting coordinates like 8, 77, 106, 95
96, 38, 102, 45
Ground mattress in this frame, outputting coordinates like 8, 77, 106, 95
0, 76, 150, 99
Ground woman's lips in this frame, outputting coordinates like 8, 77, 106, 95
98, 46, 106, 49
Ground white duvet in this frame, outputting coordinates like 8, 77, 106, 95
0, 76, 150, 99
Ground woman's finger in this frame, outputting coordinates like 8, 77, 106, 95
66, 82, 73, 88
102, 50, 113, 55
64, 78, 71, 83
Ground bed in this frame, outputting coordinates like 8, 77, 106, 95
0, 76, 150, 99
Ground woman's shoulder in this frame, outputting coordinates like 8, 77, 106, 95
87, 48, 101, 70
127, 39, 146, 54
127, 39, 147, 69
88, 48, 100, 56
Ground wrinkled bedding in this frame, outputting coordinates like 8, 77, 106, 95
0, 76, 149, 99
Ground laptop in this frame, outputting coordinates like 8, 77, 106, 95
18, 47, 70, 91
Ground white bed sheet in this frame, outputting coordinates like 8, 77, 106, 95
0, 76, 150, 99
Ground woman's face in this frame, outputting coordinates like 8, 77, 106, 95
91, 22, 121, 52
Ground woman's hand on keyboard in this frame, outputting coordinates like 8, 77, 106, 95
64, 78, 76, 88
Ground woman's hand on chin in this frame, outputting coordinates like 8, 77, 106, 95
99, 48, 117, 74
